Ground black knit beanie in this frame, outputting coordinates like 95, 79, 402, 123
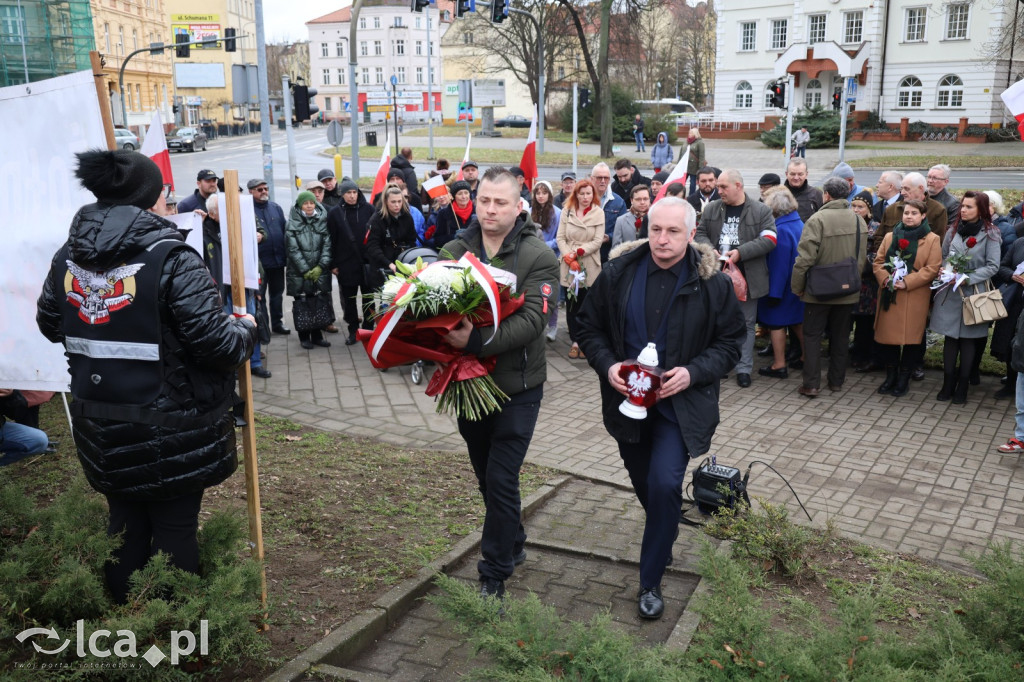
451, 180, 472, 197
338, 179, 359, 194
74, 149, 164, 209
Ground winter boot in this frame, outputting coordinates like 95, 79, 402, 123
890, 369, 912, 397
951, 380, 968, 405
878, 366, 898, 394
936, 373, 955, 401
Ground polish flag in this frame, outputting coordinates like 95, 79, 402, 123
518, 106, 538, 191
139, 110, 173, 192
422, 173, 449, 200
455, 135, 472, 180
653, 145, 688, 203
371, 132, 393, 199
1000, 79, 1024, 139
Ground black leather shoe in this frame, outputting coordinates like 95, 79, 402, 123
994, 386, 1015, 400
513, 548, 527, 566
300, 340, 314, 350
911, 367, 926, 381
736, 373, 751, 388
637, 586, 664, 620
855, 361, 883, 373
233, 415, 247, 428
272, 326, 291, 335
969, 369, 981, 386
344, 331, 358, 345
251, 366, 272, 379
480, 577, 505, 600
757, 344, 773, 357
788, 359, 804, 370
758, 365, 788, 379
312, 339, 331, 348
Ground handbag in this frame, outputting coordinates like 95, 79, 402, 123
292, 291, 336, 332
722, 260, 748, 302
962, 281, 1008, 325
806, 216, 861, 300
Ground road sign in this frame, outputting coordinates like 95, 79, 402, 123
326, 120, 345, 147
472, 79, 506, 107
344, 101, 350, 112
367, 104, 392, 113
390, 74, 398, 87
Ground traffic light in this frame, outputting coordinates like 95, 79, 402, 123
769, 82, 786, 108
490, 0, 509, 23
832, 90, 841, 110
579, 87, 590, 108
172, 103, 180, 114
174, 33, 189, 58
293, 84, 319, 121
455, 0, 474, 18
224, 27, 236, 52
411, 0, 430, 11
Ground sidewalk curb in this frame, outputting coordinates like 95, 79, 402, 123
264, 475, 572, 682
847, 165, 1024, 172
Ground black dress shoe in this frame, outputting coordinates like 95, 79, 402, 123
513, 548, 527, 566
855, 361, 883, 373
911, 367, 926, 381
300, 340, 315, 350
788, 359, 804, 370
758, 365, 788, 379
272, 326, 291, 335
637, 586, 664, 620
736, 373, 751, 388
344, 331, 358, 345
312, 339, 331, 348
994, 386, 1015, 400
969, 369, 981, 386
757, 344, 773, 357
251, 366, 272, 379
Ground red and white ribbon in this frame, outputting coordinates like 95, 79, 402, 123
369, 279, 415, 361
458, 252, 502, 345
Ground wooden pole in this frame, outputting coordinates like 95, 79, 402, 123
221, 169, 268, 611
89, 51, 116, 151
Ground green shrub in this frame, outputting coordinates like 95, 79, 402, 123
0, 474, 270, 679
759, 107, 846, 149
552, 84, 678, 145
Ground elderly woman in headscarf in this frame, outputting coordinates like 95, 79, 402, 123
286, 190, 333, 349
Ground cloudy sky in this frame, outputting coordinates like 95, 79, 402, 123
261, 0, 348, 43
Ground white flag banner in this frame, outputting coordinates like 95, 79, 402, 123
0, 70, 108, 391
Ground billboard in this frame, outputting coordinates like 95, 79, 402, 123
171, 14, 221, 49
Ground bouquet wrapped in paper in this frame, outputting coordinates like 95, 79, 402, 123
356, 253, 524, 420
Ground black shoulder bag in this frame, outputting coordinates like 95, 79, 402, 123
806, 215, 861, 300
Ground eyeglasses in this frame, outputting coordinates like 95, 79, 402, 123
592, 175, 610, 181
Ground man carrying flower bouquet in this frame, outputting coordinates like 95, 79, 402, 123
575, 197, 746, 620
440, 166, 560, 603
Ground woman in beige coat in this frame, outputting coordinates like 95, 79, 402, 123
556, 178, 605, 359
872, 199, 942, 397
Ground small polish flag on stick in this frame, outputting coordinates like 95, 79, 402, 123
422, 173, 449, 200
455, 135, 472, 180
371, 132, 393, 199
1000, 79, 1024, 139
653, 146, 688, 203
140, 110, 174, 192
519, 105, 538, 191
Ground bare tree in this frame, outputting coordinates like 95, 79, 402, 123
980, 0, 1024, 94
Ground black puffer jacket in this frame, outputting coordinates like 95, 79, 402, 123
327, 196, 374, 287
365, 209, 418, 269
37, 203, 257, 500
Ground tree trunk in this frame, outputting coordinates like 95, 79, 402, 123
597, 0, 614, 157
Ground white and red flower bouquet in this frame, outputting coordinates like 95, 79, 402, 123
356, 252, 523, 420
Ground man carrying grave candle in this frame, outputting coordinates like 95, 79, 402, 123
575, 197, 745, 621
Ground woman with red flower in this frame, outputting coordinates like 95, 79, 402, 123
872, 199, 942, 396
556, 178, 605, 359
928, 191, 1001, 403
532, 181, 563, 341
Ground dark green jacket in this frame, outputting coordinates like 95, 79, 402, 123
442, 212, 560, 397
285, 203, 332, 296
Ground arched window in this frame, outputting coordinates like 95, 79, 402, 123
936, 75, 964, 108
735, 81, 753, 108
764, 82, 778, 108
803, 78, 822, 108
897, 76, 923, 108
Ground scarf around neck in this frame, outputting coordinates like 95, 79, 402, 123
453, 200, 474, 224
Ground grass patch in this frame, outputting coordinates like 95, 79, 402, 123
431, 501, 1024, 681
923, 328, 1007, 376
402, 125, 579, 144
848, 155, 1024, 169
6, 399, 554, 676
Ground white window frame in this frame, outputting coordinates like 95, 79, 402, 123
373, 16, 380, 29
336, 41, 344, 57
944, 3, 969, 40
763, 83, 775, 108
322, 69, 330, 85
416, 66, 424, 84
375, 67, 384, 84
804, 78, 823, 109
324, 96, 332, 111
843, 11, 863, 44
904, 7, 927, 42
416, 40, 423, 55
770, 19, 787, 51
337, 68, 345, 85
739, 22, 756, 52
373, 40, 382, 56
808, 14, 827, 43
361, 67, 369, 85
936, 74, 964, 107
897, 76, 923, 107
359, 17, 366, 30
394, 39, 405, 56
320, 42, 328, 57
360, 41, 368, 57
396, 66, 406, 84
734, 81, 753, 109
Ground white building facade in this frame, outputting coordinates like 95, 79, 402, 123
714, 0, 1021, 126
306, 1, 448, 123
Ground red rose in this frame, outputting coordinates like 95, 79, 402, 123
577, 247, 586, 257
898, 239, 910, 250
966, 237, 977, 248
425, 225, 436, 240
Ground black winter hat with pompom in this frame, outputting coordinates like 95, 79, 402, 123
74, 148, 165, 209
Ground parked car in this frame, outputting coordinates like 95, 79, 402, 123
167, 127, 208, 153
495, 114, 532, 128
113, 128, 139, 151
